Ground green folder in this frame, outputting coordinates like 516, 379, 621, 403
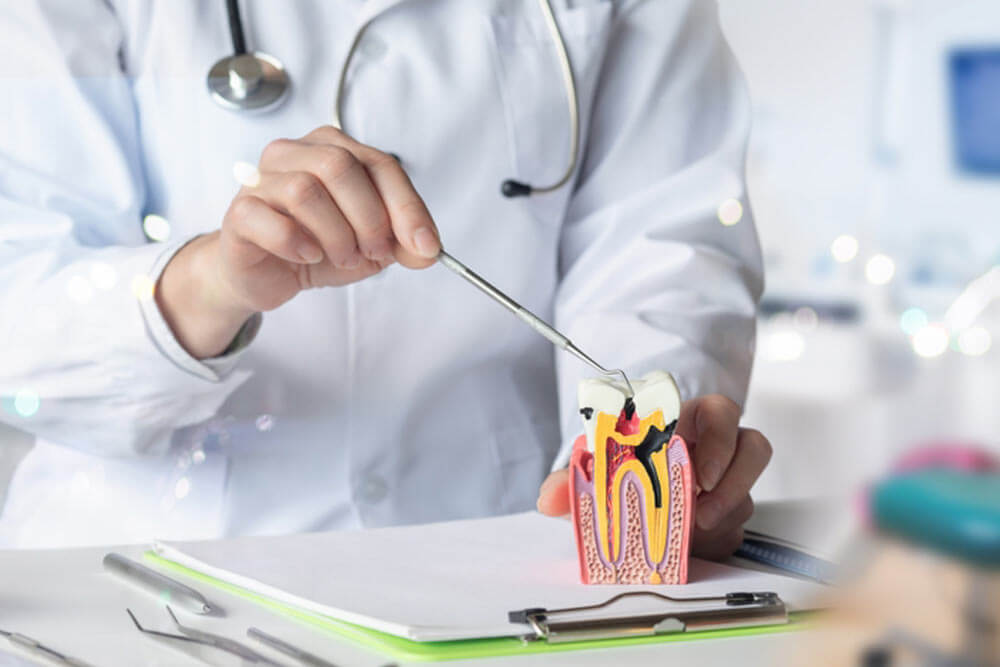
146, 551, 810, 662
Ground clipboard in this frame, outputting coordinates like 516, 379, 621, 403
147, 553, 809, 662
145, 513, 823, 661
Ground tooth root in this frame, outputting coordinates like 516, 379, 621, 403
569, 371, 694, 585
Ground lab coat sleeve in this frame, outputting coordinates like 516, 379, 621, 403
0, 1, 253, 457
552, 0, 764, 469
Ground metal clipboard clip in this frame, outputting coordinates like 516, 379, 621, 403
508, 591, 788, 644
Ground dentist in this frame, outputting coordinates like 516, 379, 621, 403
0, 0, 768, 556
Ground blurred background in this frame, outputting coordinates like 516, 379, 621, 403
717, 0, 1000, 501
1, 0, 999, 507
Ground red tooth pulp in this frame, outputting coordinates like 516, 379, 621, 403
615, 408, 640, 436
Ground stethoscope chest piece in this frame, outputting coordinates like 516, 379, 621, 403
207, 52, 289, 113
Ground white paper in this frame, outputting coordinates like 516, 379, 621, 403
155, 512, 828, 642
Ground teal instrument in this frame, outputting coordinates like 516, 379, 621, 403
871, 469, 1000, 568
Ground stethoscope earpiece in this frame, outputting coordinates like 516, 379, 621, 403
210, 0, 578, 197
501, 180, 533, 198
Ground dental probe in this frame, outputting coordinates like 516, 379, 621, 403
437, 250, 635, 398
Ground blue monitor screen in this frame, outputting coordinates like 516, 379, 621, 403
950, 48, 1000, 175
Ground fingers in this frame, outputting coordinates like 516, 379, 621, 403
364, 152, 440, 269
263, 128, 441, 270
692, 495, 753, 560
247, 172, 366, 269
696, 428, 771, 531
677, 394, 741, 492
306, 128, 440, 266
318, 131, 441, 267
224, 194, 324, 265
261, 139, 393, 264
536, 469, 571, 517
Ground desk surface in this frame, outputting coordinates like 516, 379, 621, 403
0, 504, 822, 667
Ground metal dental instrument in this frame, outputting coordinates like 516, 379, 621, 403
437, 250, 635, 398
127, 607, 283, 666
104, 552, 214, 615
0, 628, 95, 667
248, 627, 340, 667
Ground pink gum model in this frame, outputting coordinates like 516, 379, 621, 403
569, 434, 695, 585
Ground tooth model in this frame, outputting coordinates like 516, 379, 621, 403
570, 371, 695, 585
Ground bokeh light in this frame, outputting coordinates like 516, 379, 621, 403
256, 414, 275, 432
142, 214, 171, 242
14, 389, 40, 418
911, 324, 950, 358
717, 199, 743, 226
174, 477, 191, 500
761, 330, 806, 362
956, 327, 992, 357
865, 254, 895, 285
793, 307, 818, 331
131, 274, 155, 302
233, 161, 262, 187
899, 307, 928, 336
831, 235, 859, 263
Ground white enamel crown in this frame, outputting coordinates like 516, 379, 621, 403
577, 370, 682, 452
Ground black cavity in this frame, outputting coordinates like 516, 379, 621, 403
623, 397, 636, 420
634, 419, 677, 508
579, 407, 594, 420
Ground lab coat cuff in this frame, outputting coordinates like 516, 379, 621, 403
139, 238, 260, 382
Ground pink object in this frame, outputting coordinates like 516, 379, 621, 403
891, 444, 999, 474
569, 432, 696, 585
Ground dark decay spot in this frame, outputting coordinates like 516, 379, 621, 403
634, 419, 677, 508
623, 397, 636, 420
579, 407, 594, 420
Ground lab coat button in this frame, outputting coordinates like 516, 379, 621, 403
359, 475, 388, 504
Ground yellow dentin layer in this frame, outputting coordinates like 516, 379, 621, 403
593, 410, 670, 564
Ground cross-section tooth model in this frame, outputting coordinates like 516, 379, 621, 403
570, 371, 695, 585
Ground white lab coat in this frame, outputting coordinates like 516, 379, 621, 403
0, 0, 762, 548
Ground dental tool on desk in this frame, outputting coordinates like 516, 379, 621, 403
437, 250, 635, 398
247, 627, 342, 667
128, 607, 282, 665
104, 552, 215, 615
0, 628, 95, 667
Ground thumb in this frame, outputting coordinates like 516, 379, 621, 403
536, 469, 571, 517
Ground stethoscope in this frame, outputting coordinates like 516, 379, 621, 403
206, 0, 580, 198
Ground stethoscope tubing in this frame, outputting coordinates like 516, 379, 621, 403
212, 0, 580, 197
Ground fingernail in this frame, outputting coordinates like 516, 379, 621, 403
697, 498, 721, 531
412, 227, 440, 259
365, 239, 395, 263
298, 243, 323, 264
700, 460, 722, 492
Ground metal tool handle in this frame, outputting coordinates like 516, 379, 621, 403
437, 250, 634, 396
6, 633, 95, 667
437, 250, 570, 348
103, 553, 213, 614
248, 627, 341, 667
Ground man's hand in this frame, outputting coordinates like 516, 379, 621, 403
156, 126, 441, 359
536, 394, 772, 561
